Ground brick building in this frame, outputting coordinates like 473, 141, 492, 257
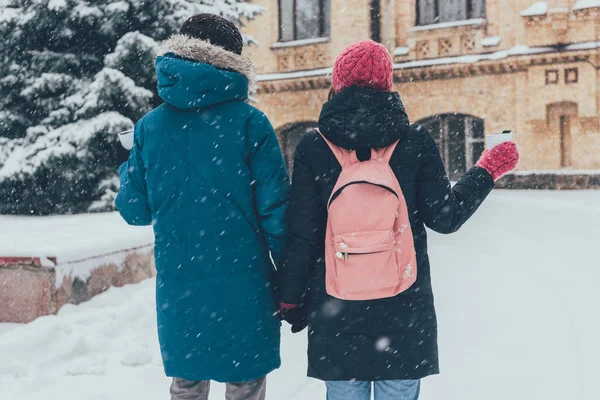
242, 0, 600, 185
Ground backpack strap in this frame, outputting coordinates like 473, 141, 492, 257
371, 140, 400, 164
316, 129, 359, 168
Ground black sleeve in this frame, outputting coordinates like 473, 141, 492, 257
415, 125, 495, 234
276, 135, 327, 304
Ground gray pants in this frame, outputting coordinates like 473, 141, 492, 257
170, 376, 266, 400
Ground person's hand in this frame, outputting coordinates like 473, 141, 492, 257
279, 302, 308, 333
475, 141, 520, 181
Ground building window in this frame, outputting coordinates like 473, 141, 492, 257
565, 68, 578, 84
418, 114, 485, 181
547, 102, 577, 169
416, 0, 486, 26
546, 69, 559, 85
370, 0, 382, 42
279, 0, 331, 42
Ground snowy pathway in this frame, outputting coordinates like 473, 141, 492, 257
1, 191, 599, 400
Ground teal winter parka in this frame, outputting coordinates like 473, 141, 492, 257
116, 35, 290, 382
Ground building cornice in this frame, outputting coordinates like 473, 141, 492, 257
256, 41, 600, 94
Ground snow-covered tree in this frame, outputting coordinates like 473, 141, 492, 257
0, 0, 263, 215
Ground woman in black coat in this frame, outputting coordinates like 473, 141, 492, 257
277, 41, 520, 400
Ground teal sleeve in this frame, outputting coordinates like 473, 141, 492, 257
115, 121, 152, 226
247, 111, 290, 263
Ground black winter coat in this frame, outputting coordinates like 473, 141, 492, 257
277, 87, 495, 381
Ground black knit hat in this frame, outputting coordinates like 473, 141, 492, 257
179, 13, 244, 55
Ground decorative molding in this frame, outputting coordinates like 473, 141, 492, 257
461, 34, 477, 54
438, 38, 452, 57
294, 52, 309, 69
257, 52, 594, 93
417, 40, 431, 59
580, 117, 600, 134
257, 76, 331, 94
408, 18, 486, 33
273, 42, 331, 72
277, 54, 292, 72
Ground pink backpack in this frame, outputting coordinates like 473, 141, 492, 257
318, 130, 417, 301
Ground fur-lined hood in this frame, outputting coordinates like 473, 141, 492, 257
159, 34, 256, 91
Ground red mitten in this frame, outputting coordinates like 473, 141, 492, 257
476, 141, 520, 181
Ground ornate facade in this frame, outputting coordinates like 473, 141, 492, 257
242, 0, 600, 180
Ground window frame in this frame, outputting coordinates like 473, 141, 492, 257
415, 0, 486, 27
419, 114, 485, 180
279, 0, 330, 42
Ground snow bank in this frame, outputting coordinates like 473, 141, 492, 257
0, 212, 153, 262
1, 191, 600, 399
573, 0, 600, 10
521, 1, 548, 16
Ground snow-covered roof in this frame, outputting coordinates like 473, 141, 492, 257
521, 1, 548, 16
257, 41, 600, 82
573, 0, 600, 10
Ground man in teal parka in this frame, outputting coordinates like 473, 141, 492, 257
115, 14, 289, 400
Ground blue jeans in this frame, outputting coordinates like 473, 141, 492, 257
326, 380, 420, 400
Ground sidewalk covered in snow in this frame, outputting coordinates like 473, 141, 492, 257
1, 190, 599, 399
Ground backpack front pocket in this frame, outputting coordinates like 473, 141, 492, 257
331, 230, 399, 295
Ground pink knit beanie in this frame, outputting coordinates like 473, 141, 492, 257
331, 40, 393, 94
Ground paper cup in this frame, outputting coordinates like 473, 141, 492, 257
486, 132, 513, 149
118, 129, 134, 150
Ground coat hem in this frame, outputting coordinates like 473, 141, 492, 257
165, 362, 280, 384
307, 368, 439, 382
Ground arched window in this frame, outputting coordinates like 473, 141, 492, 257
418, 114, 485, 181
416, 0, 486, 26
278, 122, 318, 175
279, 0, 331, 42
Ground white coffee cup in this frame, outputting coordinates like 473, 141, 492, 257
486, 130, 513, 149
118, 129, 134, 150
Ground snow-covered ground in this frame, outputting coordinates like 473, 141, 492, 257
1, 190, 599, 400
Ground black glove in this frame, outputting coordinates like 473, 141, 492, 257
281, 303, 308, 333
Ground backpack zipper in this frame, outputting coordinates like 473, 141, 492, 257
328, 181, 399, 209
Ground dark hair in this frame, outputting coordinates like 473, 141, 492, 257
327, 87, 336, 101
179, 13, 244, 55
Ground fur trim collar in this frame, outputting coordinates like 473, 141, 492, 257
160, 34, 256, 92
